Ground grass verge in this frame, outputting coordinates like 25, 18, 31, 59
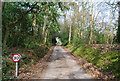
66, 44, 120, 80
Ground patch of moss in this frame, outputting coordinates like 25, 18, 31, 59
67, 45, 120, 80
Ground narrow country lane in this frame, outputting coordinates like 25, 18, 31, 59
3, 2, 119, 80
40, 46, 93, 79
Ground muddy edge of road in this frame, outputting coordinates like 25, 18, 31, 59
18, 46, 55, 79
62, 46, 115, 80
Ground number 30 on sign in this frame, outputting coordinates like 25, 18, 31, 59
12, 54, 21, 62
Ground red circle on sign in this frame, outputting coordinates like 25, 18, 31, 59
12, 54, 21, 62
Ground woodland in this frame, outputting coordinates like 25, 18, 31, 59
2, 1, 120, 79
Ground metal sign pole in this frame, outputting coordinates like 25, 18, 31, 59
16, 62, 18, 77
12, 54, 21, 78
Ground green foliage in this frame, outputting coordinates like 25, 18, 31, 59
2, 49, 15, 79
60, 27, 69, 46
3, 2, 68, 48
1, 2, 66, 79
60, 37, 68, 46
67, 45, 120, 80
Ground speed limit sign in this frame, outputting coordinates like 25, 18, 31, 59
12, 54, 21, 77
12, 54, 21, 62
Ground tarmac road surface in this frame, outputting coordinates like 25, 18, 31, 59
40, 46, 93, 79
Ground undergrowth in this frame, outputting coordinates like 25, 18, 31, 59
2, 45, 49, 79
66, 44, 120, 80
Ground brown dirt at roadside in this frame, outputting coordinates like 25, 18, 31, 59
18, 46, 55, 79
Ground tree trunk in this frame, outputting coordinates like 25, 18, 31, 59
117, 2, 120, 43
44, 30, 48, 44
3, 26, 9, 49
88, 1, 94, 44
64, 12, 67, 27
0, 2, 2, 48
32, 12, 37, 35
42, 16, 47, 41
89, 15, 93, 44
2, 2, 5, 11
68, 22, 72, 44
